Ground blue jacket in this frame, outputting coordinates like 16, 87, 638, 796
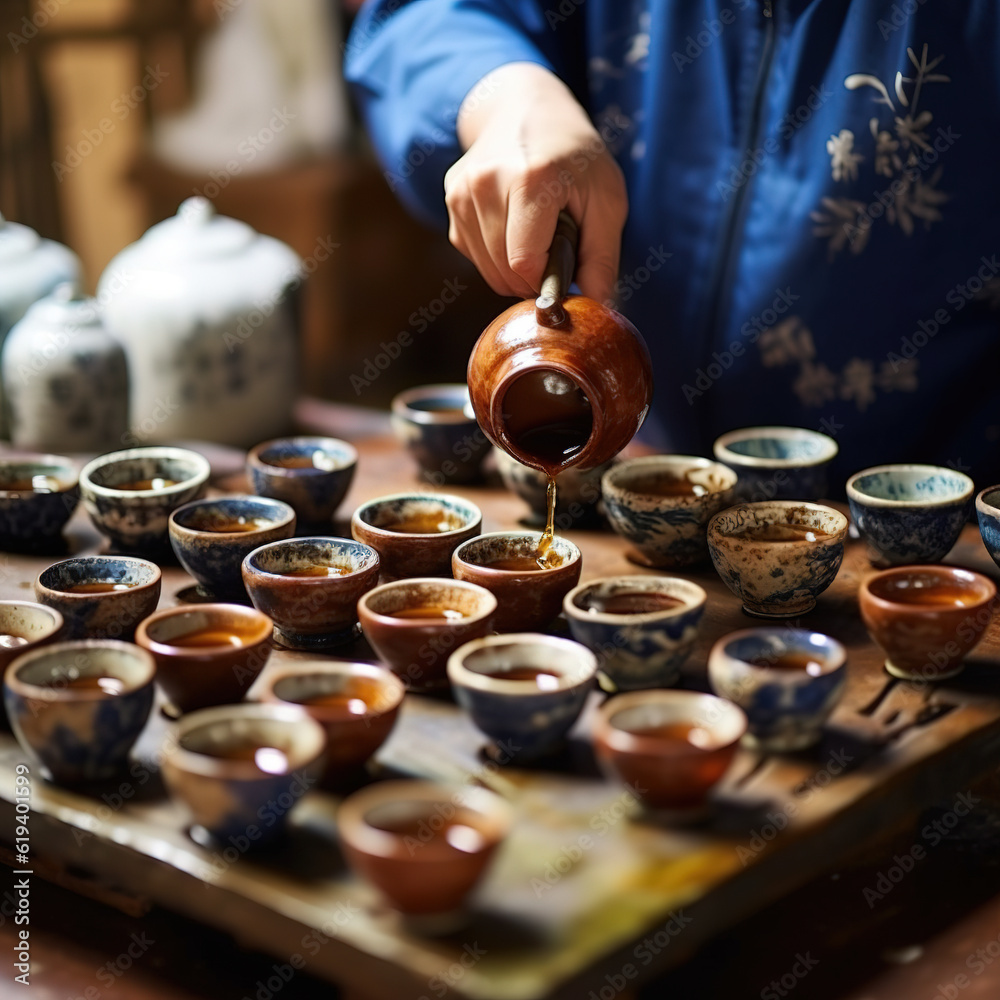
345, 1, 1000, 488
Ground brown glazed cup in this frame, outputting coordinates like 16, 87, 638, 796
592, 690, 747, 812
350, 493, 481, 581
338, 780, 512, 922
357, 578, 498, 691
859, 565, 997, 681
468, 293, 653, 473
135, 603, 273, 714
256, 662, 405, 785
451, 531, 582, 632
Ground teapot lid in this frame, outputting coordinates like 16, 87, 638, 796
0, 213, 41, 263
134, 197, 256, 260
21, 283, 101, 329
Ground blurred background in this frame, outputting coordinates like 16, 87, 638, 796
0, 0, 502, 406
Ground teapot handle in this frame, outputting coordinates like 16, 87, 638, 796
535, 210, 578, 328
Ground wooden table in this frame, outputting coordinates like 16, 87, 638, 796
2, 402, 1000, 1000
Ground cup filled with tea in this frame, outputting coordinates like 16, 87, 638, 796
602, 455, 738, 568
707, 501, 848, 617
859, 565, 996, 681
350, 492, 481, 581
0, 453, 79, 550
708, 628, 847, 750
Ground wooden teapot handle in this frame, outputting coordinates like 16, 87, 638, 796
535, 211, 579, 328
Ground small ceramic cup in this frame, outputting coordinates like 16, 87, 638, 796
0, 601, 65, 726
391, 384, 491, 484
447, 633, 597, 760
592, 690, 747, 812
256, 662, 405, 784
358, 578, 498, 691
563, 576, 707, 691
707, 501, 849, 617
338, 780, 512, 923
169, 495, 296, 597
713, 426, 839, 502
34, 555, 161, 639
0, 454, 79, 549
976, 485, 1000, 572
161, 703, 327, 844
247, 436, 358, 529
846, 464, 974, 568
242, 537, 380, 649
708, 628, 847, 751
351, 493, 482, 581
859, 565, 996, 681
79, 446, 211, 551
4, 639, 155, 783
601, 456, 738, 568
452, 532, 582, 632
135, 603, 273, 714
493, 446, 612, 528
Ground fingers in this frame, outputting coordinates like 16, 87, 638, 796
505, 181, 560, 295
571, 164, 628, 304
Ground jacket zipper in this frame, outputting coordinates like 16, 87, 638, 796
699, 0, 777, 415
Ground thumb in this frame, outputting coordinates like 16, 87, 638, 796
574, 231, 620, 305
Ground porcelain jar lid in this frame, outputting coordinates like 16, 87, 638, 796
0, 213, 42, 264
129, 197, 257, 261
18, 283, 101, 330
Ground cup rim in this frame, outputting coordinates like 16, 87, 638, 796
708, 501, 849, 542
713, 426, 839, 469
358, 577, 498, 627
257, 661, 406, 718
601, 455, 738, 501
563, 575, 707, 625
135, 602, 273, 655
169, 494, 296, 538
974, 484, 1000, 517
0, 453, 79, 496
859, 564, 997, 611
595, 690, 747, 755
447, 632, 597, 693
452, 531, 582, 577
242, 536, 380, 581
166, 703, 327, 777
391, 384, 476, 424
35, 555, 162, 600
350, 492, 482, 539
846, 464, 975, 508
5, 638, 155, 700
80, 446, 211, 499
710, 626, 847, 679
0, 600, 64, 644
247, 436, 358, 476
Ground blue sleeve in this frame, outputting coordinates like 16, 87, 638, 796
344, 0, 585, 228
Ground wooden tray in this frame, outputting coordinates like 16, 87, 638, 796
2, 429, 1000, 1000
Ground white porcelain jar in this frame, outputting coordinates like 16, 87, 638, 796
97, 197, 302, 448
2, 286, 129, 453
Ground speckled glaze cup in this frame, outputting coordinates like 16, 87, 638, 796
358, 578, 497, 691
391, 383, 490, 484
563, 576, 707, 690
169, 495, 296, 597
0, 601, 64, 726
451, 531, 582, 632
976, 485, 1000, 572
351, 493, 481, 581
713, 426, 838, 502
847, 464, 974, 567
0, 454, 79, 550
602, 456, 738, 568
447, 633, 597, 760
35, 555, 161, 639
708, 628, 847, 751
256, 662, 405, 784
4, 640, 155, 784
707, 501, 848, 618
242, 537, 380, 649
247, 436, 357, 530
592, 690, 747, 812
338, 780, 512, 923
79, 446, 210, 551
859, 565, 996, 681
161, 703, 327, 844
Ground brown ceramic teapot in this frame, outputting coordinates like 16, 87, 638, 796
467, 213, 653, 475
